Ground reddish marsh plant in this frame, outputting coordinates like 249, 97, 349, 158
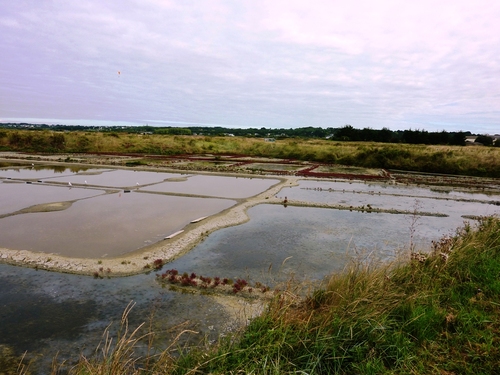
153, 259, 164, 270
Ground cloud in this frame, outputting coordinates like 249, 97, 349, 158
1, 0, 499, 133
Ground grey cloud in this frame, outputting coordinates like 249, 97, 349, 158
1, 1, 499, 133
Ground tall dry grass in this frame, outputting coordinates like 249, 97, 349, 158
2, 129, 499, 177
51, 302, 196, 375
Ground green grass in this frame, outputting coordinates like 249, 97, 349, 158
50, 216, 500, 374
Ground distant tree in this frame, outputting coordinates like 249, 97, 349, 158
334, 125, 359, 141
378, 127, 393, 142
475, 135, 493, 146
155, 127, 192, 135
310, 127, 327, 138
428, 130, 449, 145
360, 127, 376, 141
449, 131, 466, 146
402, 129, 429, 144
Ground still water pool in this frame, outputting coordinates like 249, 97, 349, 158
165, 203, 471, 286
0, 164, 279, 257
0, 190, 235, 257
282, 180, 500, 219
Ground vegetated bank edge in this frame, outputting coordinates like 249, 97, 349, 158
36, 215, 500, 374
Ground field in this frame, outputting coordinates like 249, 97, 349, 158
1, 129, 500, 177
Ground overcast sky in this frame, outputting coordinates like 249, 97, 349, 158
1, 1, 499, 133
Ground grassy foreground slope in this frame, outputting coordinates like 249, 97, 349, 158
64, 217, 500, 375
1, 129, 500, 177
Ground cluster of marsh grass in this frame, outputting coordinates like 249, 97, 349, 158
156, 269, 271, 295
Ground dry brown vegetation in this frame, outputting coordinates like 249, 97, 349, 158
1, 129, 500, 177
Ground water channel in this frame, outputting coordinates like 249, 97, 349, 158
1, 161, 499, 373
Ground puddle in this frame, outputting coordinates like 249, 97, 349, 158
173, 160, 237, 168
313, 165, 383, 175
243, 163, 306, 171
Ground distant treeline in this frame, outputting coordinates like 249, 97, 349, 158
0, 122, 488, 146
2, 126, 500, 177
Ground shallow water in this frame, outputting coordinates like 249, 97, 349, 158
281, 180, 500, 219
0, 164, 95, 179
0, 182, 104, 215
0, 264, 235, 373
243, 163, 305, 171
144, 174, 280, 198
165, 204, 468, 286
0, 191, 235, 257
288, 179, 500, 201
46, 169, 180, 188
0, 166, 278, 256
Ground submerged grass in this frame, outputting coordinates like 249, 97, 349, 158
50, 216, 500, 374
